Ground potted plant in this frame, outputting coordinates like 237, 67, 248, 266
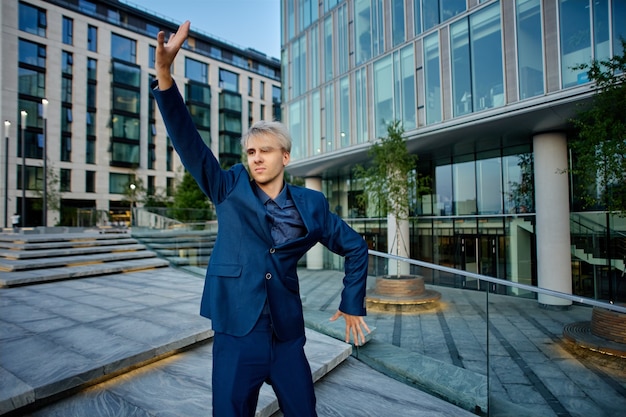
354, 121, 438, 310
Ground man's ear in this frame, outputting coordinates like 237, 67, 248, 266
283, 151, 291, 167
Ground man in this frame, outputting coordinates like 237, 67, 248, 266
152, 21, 370, 417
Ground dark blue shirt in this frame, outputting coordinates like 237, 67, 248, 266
255, 184, 306, 245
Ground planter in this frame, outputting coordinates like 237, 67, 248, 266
366, 274, 441, 312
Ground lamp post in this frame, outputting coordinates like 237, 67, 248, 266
20, 110, 27, 227
4, 120, 10, 228
129, 183, 136, 227
42, 98, 48, 227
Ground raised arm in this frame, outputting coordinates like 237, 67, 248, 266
155, 21, 190, 90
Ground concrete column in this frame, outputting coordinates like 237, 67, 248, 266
533, 132, 572, 307
304, 177, 324, 270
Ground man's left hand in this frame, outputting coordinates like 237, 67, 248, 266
330, 310, 371, 346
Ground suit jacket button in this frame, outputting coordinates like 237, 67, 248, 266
265, 273, 272, 280
269, 248, 276, 254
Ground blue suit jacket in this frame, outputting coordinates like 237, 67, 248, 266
152, 83, 368, 341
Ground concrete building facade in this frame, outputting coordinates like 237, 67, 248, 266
1, 0, 281, 228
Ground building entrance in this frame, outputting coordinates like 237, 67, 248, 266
457, 234, 501, 292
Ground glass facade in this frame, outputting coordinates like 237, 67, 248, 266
282, 0, 626, 302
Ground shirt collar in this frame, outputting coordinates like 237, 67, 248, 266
255, 183, 289, 208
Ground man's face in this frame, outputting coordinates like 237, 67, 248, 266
245, 133, 290, 191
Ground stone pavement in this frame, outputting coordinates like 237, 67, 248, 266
1, 244, 625, 416
0, 266, 475, 417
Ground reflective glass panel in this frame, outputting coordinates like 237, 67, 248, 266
516, 0, 544, 99
470, 4, 504, 111
424, 33, 442, 124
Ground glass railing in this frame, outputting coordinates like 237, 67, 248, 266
305, 248, 626, 416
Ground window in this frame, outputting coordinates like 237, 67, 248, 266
219, 69, 239, 92
186, 82, 211, 104
338, 4, 349, 74
18, 39, 47, 96
292, 36, 306, 97
87, 58, 97, 81
355, 0, 373, 65
19, 2, 46, 37
272, 85, 281, 121
373, 45, 416, 137
147, 176, 155, 196
324, 84, 334, 152
87, 83, 96, 108
86, 170, 95, 193
61, 78, 72, 104
451, 4, 504, 115
111, 33, 136, 63
324, 16, 333, 82
60, 169, 71, 192
109, 173, 133, 194
470, 4, 504, 111
424, 32, 442, 125
391, 0, 405, 47
86, 135, 96, 164
310, 25, 320, 88
62, 17, 73, 45
17, 165, 43, 190
414, 0, 422, 35
248, 77, 253, 96
112, 87, 140, 113
111, 61, 140, 87
111, 115, 140, 140
451, 19, 471, 116
339, 76, 350, 147
87, 25, 97, 52
355, 68, 368, 144
260, 81, 265, 100
62, 51, 73, 76
559, 0, 591, 87
516, 0, 544, 99
19, 39, 46, 67
185, 57, 208, 83
149, 45, 156, 69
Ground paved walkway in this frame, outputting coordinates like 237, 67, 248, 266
1, 262, 625, 416
0, 267, 474, 417
297, 269, 626, 417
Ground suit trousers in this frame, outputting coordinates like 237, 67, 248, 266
211, 314, 318, 417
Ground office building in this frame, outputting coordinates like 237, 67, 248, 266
280, 0, 626, 305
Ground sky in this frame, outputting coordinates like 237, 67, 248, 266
123, 0, 282, 59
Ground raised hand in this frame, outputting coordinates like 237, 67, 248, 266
155, 20, 191, 90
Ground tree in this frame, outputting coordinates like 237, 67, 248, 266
171, 170, 214, 221
32, 164, 61, 225
570, 40, 626, 214
354, 120, 429, 276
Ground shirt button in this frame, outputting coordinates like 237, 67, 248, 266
265, 273, 272, 280
269, 248, 276, 254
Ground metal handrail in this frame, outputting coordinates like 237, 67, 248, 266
369, 249, 626, 314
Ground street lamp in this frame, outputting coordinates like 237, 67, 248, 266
20, 110, 27, 227
4, 120, 10, 228
129, 183, 136, 227
42, 98, 48, 227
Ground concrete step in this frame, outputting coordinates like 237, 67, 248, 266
0, 250, 159, 272
0, 237, 138, 251
0, 257, 170, 287
0, 243, 147, 260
